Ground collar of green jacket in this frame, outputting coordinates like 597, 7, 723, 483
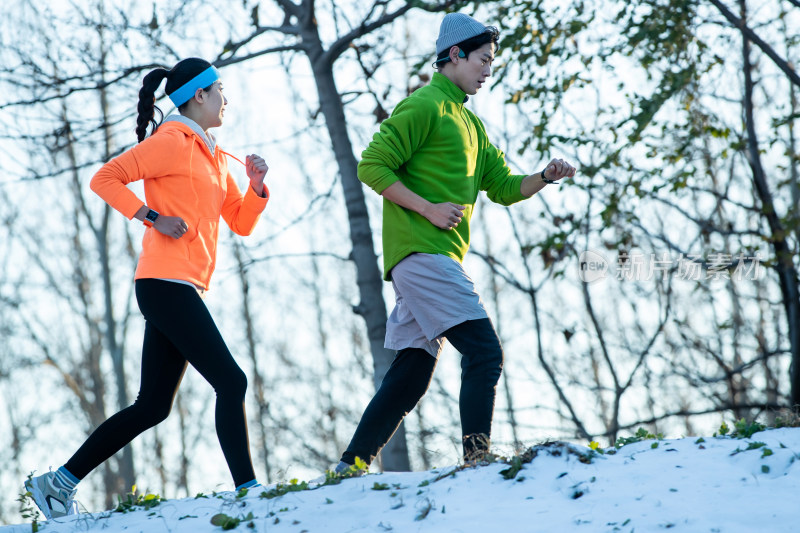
431, 72, 469, 104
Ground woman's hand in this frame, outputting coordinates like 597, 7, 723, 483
246, 154, 269, 196
154, 215, 189, 240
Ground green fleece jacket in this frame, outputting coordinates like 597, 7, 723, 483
358, 72, 528, 280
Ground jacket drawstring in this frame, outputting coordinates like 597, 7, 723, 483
188, 138, 202, 209
220, 149, 245, 167
219, 150, 270, 200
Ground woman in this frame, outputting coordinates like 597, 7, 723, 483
26, 57, 270, 519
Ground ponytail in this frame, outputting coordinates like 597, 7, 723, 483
136, 67, 169, 143
135, 59, 216, 142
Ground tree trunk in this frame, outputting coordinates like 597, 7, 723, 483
233, 241, 273, 482
96, 22, 136, 501
739, 0, 800, 407
303, 33, 410, 470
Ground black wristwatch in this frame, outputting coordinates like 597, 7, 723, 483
143, 209, 159, 227
541, 167, 558, 185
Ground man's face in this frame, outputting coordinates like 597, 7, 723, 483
451, 42, 495, 95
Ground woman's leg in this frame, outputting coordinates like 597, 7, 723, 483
64, 319, 188, 479
133, 279, 255, 487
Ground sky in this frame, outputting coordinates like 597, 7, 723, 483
5, 426, 798, 532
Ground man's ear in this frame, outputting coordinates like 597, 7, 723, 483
449, 46, 463, 64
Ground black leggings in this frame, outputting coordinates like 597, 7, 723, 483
340, 317, 504, 467
64, 279, 255, 487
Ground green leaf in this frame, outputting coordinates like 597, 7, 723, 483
733, 419, 766, 439
211, 513, 239, 529
499, 456, 523, 480
354, 457, 368, 471
261, 479, 309, 499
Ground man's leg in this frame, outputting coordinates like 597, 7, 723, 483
340, 347, 437, 467
442, 318, 504, 461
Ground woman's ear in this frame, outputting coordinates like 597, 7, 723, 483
192, 88, 205, 104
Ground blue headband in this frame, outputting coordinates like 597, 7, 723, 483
168, 66, 220, 107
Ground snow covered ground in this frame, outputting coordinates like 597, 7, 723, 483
4, 427, 798, 533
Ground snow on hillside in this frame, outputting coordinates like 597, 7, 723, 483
4, 428, 799, 533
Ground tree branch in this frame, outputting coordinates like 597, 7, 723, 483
324, 0, 467, 65
707, 0, 800, 87
471, 250, 534, 295
0, 63, 165, 110
324, 2, 415, 65
214, 44, 305, 68
215, 24, 301, 63
607, 402, 788, 436
692, 350, 788, 384
236, 251, 351, 269
274, 0, 302, 18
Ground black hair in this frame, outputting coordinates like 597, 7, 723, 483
434, 26, 500, 69
135, 57, 215, 143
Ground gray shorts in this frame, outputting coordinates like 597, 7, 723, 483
385, 253, 489, 357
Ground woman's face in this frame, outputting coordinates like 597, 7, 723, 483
202, 81, 227, 128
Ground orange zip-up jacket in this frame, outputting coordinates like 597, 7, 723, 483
90, 121, 269, 290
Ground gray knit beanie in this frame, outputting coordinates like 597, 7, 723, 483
435, 13, 489, 55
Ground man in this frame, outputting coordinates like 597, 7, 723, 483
336, 12, 576, 472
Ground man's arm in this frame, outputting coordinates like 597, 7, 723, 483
358, 97, 438, 195
381, 181, 466, 230
520, 158, 577, 197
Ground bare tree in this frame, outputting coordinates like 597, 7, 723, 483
734, 0, 800, 406
232, 240, 276, 483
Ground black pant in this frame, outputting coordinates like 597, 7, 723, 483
340, 317, 504, 467
65, 279, 255, 487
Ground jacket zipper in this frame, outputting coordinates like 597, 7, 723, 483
459, 104, 473, 146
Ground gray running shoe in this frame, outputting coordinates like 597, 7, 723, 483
24, 471, 78, 520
